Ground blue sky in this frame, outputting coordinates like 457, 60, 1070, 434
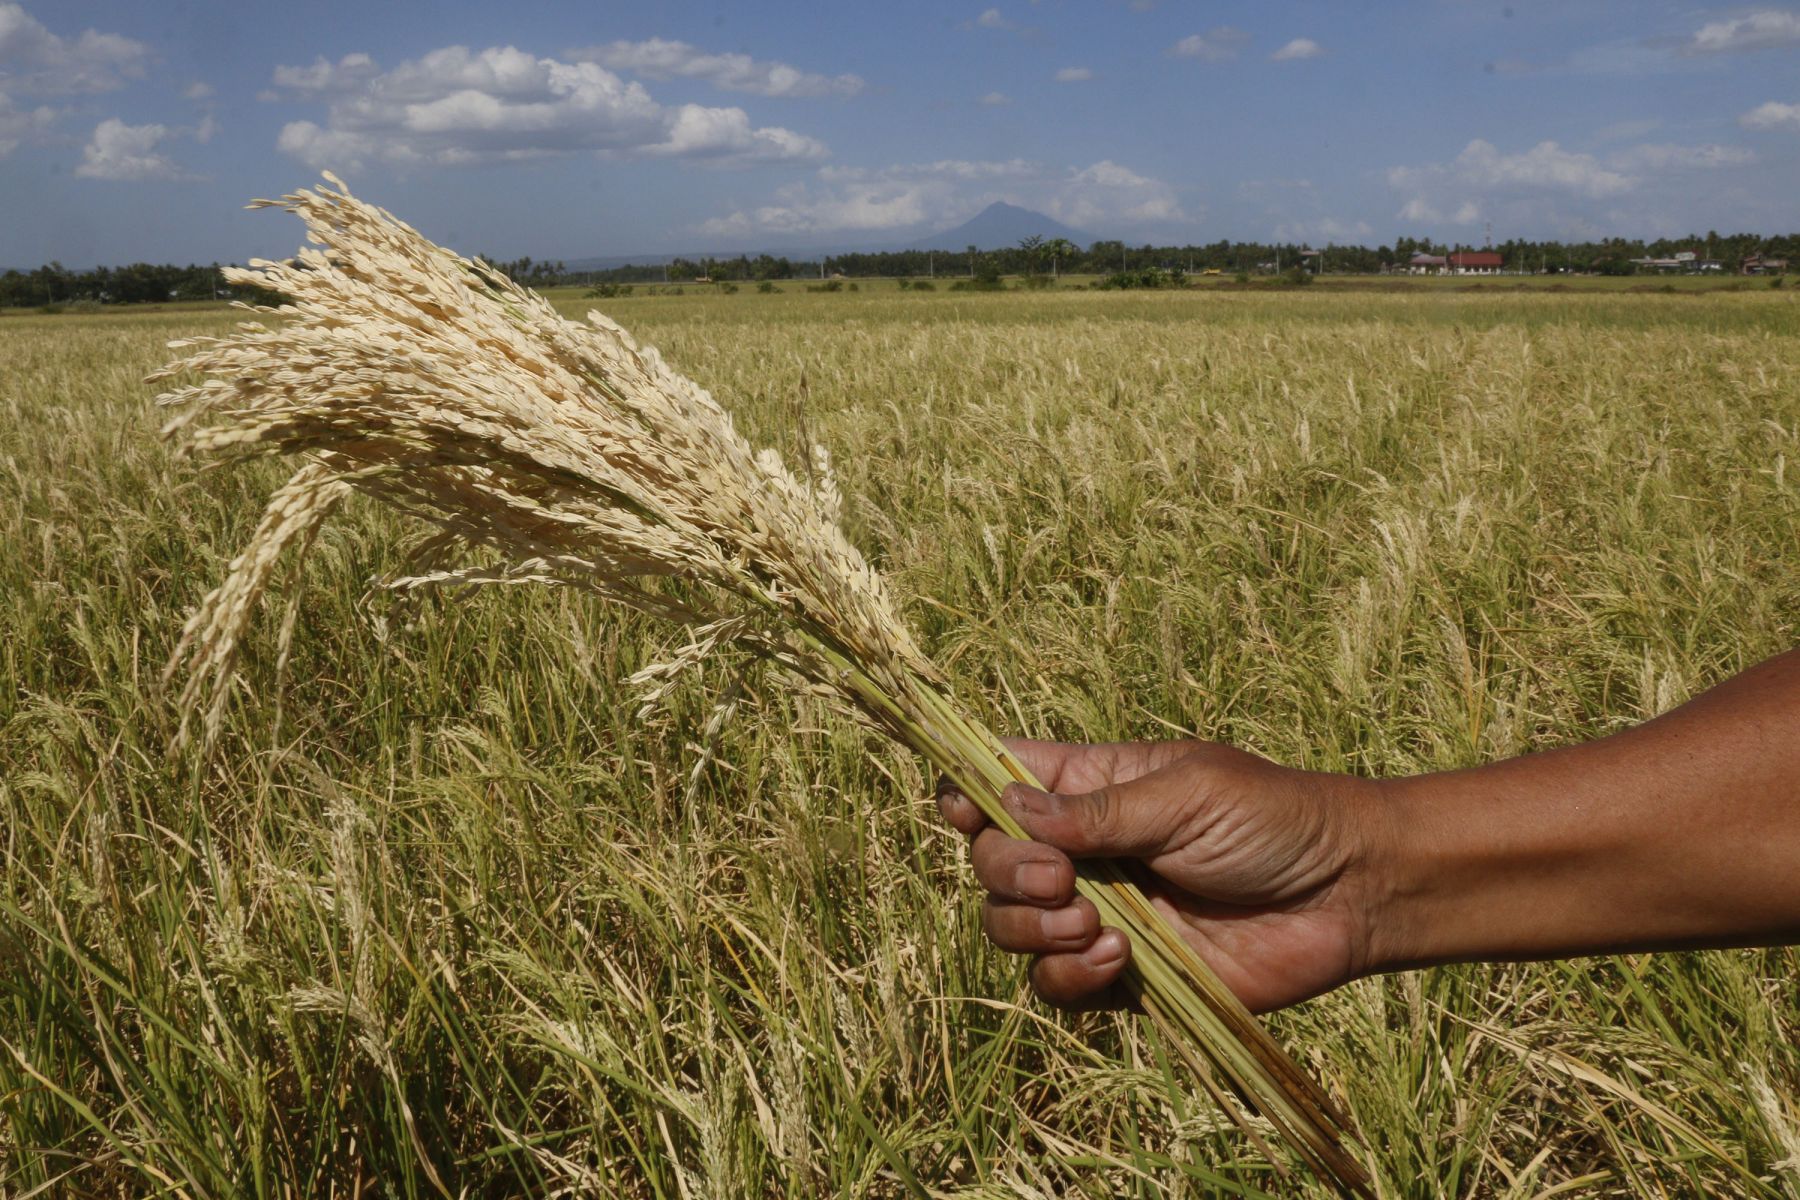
2, 0, 1797, 265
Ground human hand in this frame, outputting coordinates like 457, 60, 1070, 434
936, 738, 1390, 1014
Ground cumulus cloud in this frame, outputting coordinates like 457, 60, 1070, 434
0, 88, 55, 156
1270, 38, 1324, 61
268, 44, 828, 169
1056, 160, 1183, 224
182, 80, 215, 101
974, 8, 1012, 29
700, 157, 1185, 239
647, 103, 828, 160
1740, 100, 1800, 130
1387, 135, 1760, 227
74, 117, 196, 181
569, 38, 862, 98
1685, 9, 1800, 54
978, 90, 1012, 106
0, 2, 149, 94
1389, 139, 1634, 224
1054, 66, 1093, 82
1169, 27, 1249, 61
1398, 197, 1483, 224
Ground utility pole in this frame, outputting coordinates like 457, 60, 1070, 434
928, 250, 933, 278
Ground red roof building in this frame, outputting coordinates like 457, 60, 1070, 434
1447, 250, 1503, 274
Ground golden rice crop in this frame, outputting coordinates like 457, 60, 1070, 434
152, 174, 1371, 1194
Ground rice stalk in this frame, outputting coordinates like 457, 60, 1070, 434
150, 174, 1373, 1195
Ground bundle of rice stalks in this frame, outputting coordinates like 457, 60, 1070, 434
152, 174, 1372, 1195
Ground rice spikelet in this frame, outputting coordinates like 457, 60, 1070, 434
151, 173, 1373, 1195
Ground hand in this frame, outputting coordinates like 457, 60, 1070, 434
936, 738, 1390, 1014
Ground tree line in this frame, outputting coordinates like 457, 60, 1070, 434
0, 262, 290, 308
6, 230, 1793, 308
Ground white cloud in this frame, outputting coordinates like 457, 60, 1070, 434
270, 52, 380, 96
194, 113, 218, 144
978, 90, 1011, 106
1055, 159, 1183, 224
699, 178, 935, 236
647, 103, 827, 161
0, 88, 54, 156
1740, 100, 1800, 130
1270, 38, 1324, 61
1686, 10, 1800, 54
0, 2, 149, 94
1054, 66, 1093, 82
1169, 27, 1249, 61
74, 117, 195, 181
1605, 142, 1755, 170
1398, 197, 1482, 224
268, 44, 828, 169
975, 8, 1012, 29
182, 80, 214, 101
1383, 137, 1729, 226
569, 38, 863, 98
699, 157, 1185, 239
1389, 139, 1634, 223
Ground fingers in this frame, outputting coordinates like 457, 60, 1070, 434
933, 774, 988, 837
1000, 776, 1190, 859
996, 737, 1081, 793
1029, 930, 1133, 1011
969, 826, 1075, 904
936, 737, 1197, 835
981, 895, 1100, 953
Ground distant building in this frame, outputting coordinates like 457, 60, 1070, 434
1447, 250, 1502, 275
1408, 253, 1448, 275
1742, 254, 1789, 275
1630, 250, 1725, 274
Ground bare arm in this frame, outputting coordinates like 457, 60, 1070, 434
938, 650, 1800, 1012
1370, 648, 1800, 972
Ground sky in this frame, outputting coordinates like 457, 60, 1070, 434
2, 0, 1797, 266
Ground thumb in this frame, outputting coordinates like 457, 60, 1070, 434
1001, 774, 1190, 859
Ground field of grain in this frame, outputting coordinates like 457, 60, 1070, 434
3, 284, 1799, 1197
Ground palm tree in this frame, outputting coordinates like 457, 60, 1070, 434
1042, 237, 1077, 279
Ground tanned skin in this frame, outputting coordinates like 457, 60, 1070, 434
936, 650, 1800, 1013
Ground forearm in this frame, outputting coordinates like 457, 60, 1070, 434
1366, 650, 1800, 972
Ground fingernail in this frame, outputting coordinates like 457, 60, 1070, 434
1015, 861, 1060, 900
1084, 931, 1127, 967
1042, 907, 1087, 941
1001, 783, 1050, 816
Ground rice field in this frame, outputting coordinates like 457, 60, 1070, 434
3, 282, 1799, 1196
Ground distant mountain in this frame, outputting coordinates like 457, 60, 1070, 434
908, 202, 1094, 252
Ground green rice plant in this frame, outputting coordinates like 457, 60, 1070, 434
152, 175, 1372, 1194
